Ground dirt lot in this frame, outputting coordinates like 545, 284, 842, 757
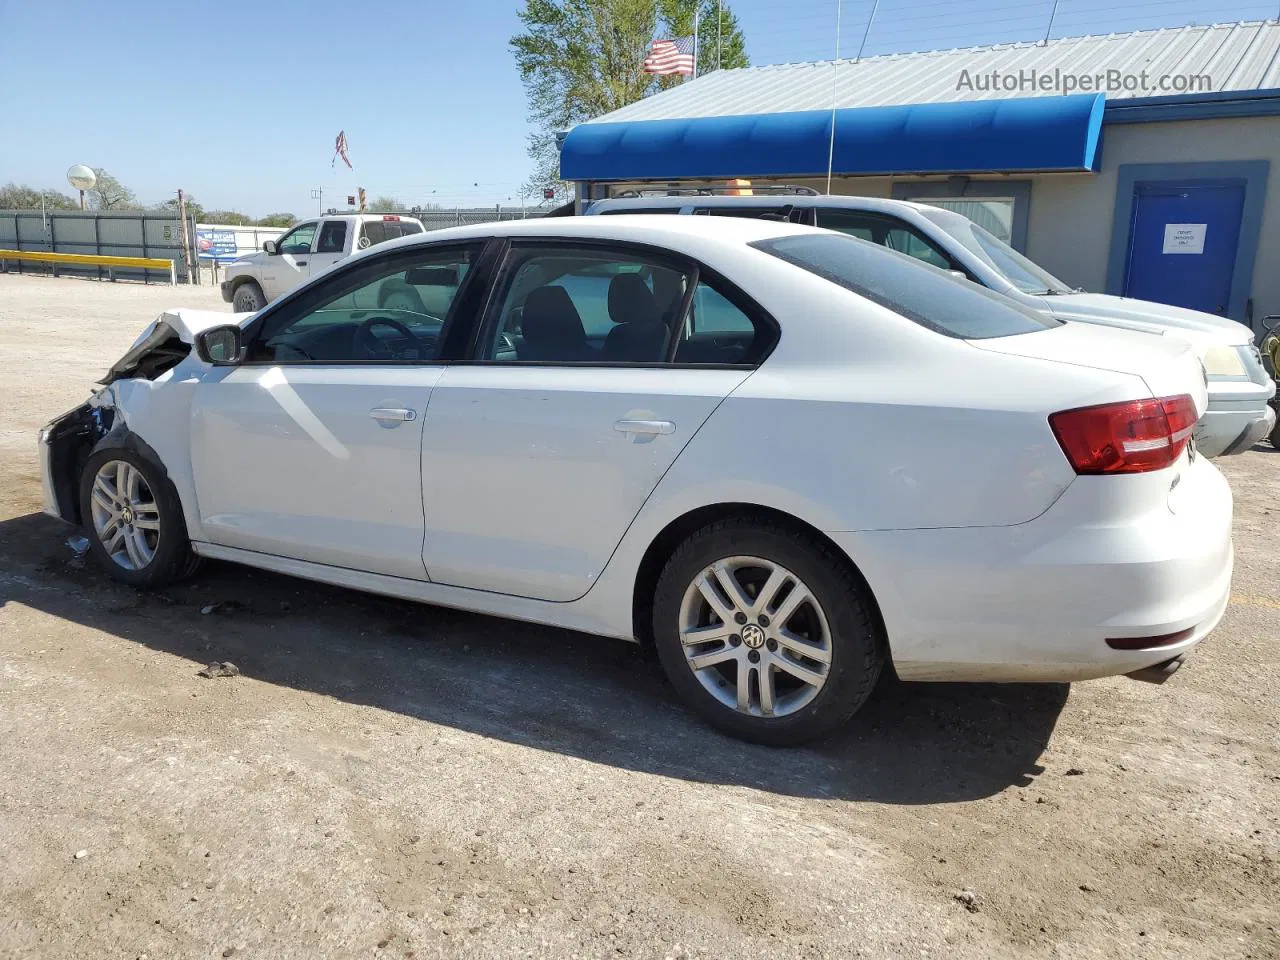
0, 272, 1276, 959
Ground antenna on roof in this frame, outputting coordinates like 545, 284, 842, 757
1042, 0, 1062, 46
825, 0, 844, 195
855, 0, 881, 63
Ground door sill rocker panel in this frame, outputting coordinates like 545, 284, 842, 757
191, 541, 630, 641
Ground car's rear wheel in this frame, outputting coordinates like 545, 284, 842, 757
652, 519, 884, 745
79, 448, 200, 588
232, 281, 266, 313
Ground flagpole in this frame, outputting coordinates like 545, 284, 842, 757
691, 6, 700, 81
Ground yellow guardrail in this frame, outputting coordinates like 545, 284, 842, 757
0, 249, 176, 284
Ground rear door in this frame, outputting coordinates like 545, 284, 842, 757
419, 240, 776, 601
307, 219, 350, 278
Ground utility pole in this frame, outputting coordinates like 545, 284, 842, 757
690, 6, 699, 81
176, 189, 195, 284
1042, 0, 1061, 45
310, 187, 323, 215
717, 0, 722, 72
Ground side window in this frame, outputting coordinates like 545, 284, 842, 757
248, 248, 472, 363
316, 221, 347, 254
358, 221, 386, 249
480, 246, 692, 363
279, 222, 318, 256
815, 210, 955, 270
673, 282, 769, 365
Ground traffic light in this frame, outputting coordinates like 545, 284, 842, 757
358, 187, 367, 212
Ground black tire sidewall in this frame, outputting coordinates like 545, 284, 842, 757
233, 282, 265, 312
78, 446, 192, 588
652, 522, 883, 746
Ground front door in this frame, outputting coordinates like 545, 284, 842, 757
419, 241, 772, 602
307, 219, 350, 280
190, 243, 480, 578
261, 220, 318, 300
1123, 181, 1246, 316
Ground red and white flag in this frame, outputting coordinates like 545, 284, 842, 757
643, 36, 696, 76
333, 130, 352, 169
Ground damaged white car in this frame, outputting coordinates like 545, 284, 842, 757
38, 216, 1233, 745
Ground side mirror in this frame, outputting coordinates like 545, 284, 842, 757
195, 325, 244, 364
263, 240, 279, 255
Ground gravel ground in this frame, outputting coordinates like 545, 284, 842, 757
0, 273, 1276, 960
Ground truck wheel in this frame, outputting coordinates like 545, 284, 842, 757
232, 281, 266, 313
1270, 410, 1280, 450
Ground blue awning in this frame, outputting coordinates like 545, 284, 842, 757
560, 94, 1106, 181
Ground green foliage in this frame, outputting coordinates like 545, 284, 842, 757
371, 195, 407, 212
511, 0, 748, 196
0, 183, 79, 210
89, 169, 139, 210
202, 210, 254, 226
255, 213, 298, 227
660, 0, 749, 84
155, 194, 206, 223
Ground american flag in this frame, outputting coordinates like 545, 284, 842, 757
643, 36, 695, 76
332, 130, 352, 170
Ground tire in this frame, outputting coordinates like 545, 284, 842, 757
1270, 411, 1280, 450
79, 446, 201, 588
231, 280, 266, 313
651, 518, 884, 746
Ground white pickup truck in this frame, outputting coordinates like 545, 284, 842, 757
220, 213, 425, 312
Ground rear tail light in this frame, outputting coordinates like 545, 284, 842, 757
1049, 394, 1197, 475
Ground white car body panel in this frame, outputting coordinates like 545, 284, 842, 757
191, 364, 443, 580
40, 215, 1235, 688
420, 365, 750, 601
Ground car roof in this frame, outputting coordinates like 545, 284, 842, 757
370, 211, 819, 255
590, 194, 936, 215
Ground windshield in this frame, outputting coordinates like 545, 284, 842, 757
919, 209, 1073, 295
753, 233, 1060, 340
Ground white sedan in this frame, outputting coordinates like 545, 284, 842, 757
38, 216, 1233, 745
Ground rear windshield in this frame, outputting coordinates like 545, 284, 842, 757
359, 219, 424, 247
752, 233, 1060, 339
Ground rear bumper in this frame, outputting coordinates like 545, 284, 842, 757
832, 455, 1233, 682
1196, 378, 1277, 457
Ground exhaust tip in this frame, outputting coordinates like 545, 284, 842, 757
1125, 656, 1184, 685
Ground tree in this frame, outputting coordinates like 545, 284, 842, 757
88, 168, 138, 210
256, 213, 298, 227
371, 195, 406, 212
203, 210, 253, 225
511, 0, 748, 197
0, 183, 79, 210
155, 194, 206, 223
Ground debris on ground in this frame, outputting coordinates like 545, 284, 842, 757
196, 661, 240, 679
73, 849, 88, 860
65, 536, 90, 568
955, 889, 980, 912
200, 600, 247, 616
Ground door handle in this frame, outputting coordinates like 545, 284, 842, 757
369, 407, 417, 423
296, 260, 308, 267
614, 419, 675, 436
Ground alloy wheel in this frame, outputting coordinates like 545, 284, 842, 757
677, 556, 832, 718
88, 460, 160, 571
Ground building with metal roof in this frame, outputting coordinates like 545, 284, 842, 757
560, 20, 1280, 332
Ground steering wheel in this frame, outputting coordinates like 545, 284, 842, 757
354, 316, 424, 360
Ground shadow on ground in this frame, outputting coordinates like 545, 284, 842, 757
0, 511, 1065, 805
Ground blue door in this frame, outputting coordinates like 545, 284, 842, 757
1123, 181, 1246, 316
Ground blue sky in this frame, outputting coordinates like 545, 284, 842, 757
2, 0, 1274, 217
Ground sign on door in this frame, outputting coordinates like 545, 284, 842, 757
1162, 223, 1207, 254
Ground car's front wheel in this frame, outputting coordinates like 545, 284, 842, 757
79, 448, 200, 588
652, 519, 884, 745
232, 280, 266, 313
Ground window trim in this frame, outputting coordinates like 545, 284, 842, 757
237, 239, 495, 367
460, 237, 780, 370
